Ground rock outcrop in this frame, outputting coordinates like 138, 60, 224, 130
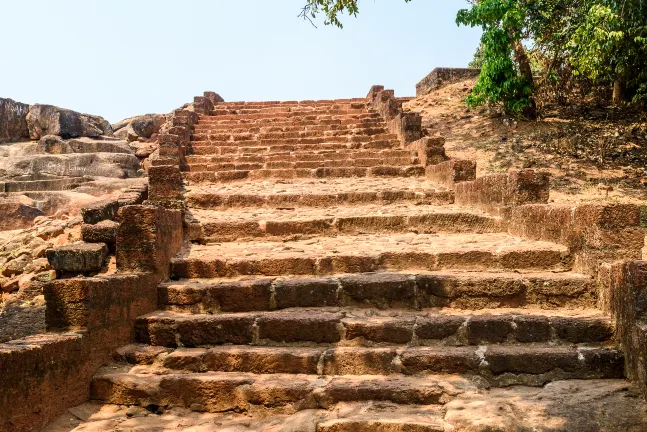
26, 104, 114, 140
113, 114, 166, 142
0, 98, 30, 143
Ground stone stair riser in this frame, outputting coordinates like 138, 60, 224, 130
159, 273, 595, 313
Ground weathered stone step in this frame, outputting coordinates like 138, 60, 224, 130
182, 165, 425, 183
135, 308, 612, 348
185, 148, 416, 165
207, 110, 378, 121
210, 101, 367, 110
213, 98, 367, 107
190, 133, 398, 145
63, 381, 647, 430
317, 409, 447, 432
170, 233, 570, 279
189, 140, 398, 155
193, 119, 384, 132
159, 271, 594, 313
191, 127, 389, 139
91, 368, 468, 412
184, 157, 416, 173
115, 344, 623, 385
186, 204, 503, 242
197, 118, 384, 130
184, 177, 453, 209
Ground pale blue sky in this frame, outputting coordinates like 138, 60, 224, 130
0, 1, 481, 123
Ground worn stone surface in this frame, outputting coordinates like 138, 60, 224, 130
45, 381, 647, 431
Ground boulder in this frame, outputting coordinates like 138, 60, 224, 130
0, 199, 44, 230
113, 114, 166, 142
26, 104, 114, 140
0, 98, 30, 143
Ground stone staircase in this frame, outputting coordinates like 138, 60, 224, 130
89, 98, 625, 429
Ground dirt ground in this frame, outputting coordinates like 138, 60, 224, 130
405, 79, 647, 206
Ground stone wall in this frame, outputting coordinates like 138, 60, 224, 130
598, 261, 647, 399
416, 67, 480, 97
0, 204, 183, 432
366, 85, 422, 147
509, 203, 644, 275
455, 169, 550, 217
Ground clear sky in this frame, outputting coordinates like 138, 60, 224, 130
0, 1, 481, 123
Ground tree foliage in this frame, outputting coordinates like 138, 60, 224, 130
456, 0, 536, 117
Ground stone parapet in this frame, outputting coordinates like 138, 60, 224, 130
426, 159, 477, 187
416, 67, 480, 97
455, 169, 550, 217
116, 205, 183, 277
598, 261, 647, 399
509, 203, 644, 275
367, 85, 422, 147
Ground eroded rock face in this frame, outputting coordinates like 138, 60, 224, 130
0, 152, 141, 179
26, 104, 114, 140
0, 98, 30, 143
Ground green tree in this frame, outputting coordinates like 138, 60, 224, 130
568, 1, 647, 104
456, 0, 537, 118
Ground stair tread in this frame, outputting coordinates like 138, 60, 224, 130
140, 306, 609, 321
163, 270, 592, 286
174, 232, 568, 263
187, 203, 495, 225
116, 343, 622, 380
186, 177, 446, 198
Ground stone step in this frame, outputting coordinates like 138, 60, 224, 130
182, 166, 425, 183
63, 381, 647, 430
189, 141, 398, 155
213, 98, 367, 107
184, 178, 453, 209
316, 409, 447, 432
199, 114, 381, 126
115, 344, 623, 385
207, 110, 378, 121
186, 204, 503, 242
184, 149, 416, 165
183, 157, 417, 173
159, 271, 594, 313
191, 127, 389, 138
193, 119, 384, 132
189, 133, 398, 145
135, 308, 613, 348
197, 118, 384, 129
170, 233, 570, 279
211, 100, 367, 110
91, 368, 469, 412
